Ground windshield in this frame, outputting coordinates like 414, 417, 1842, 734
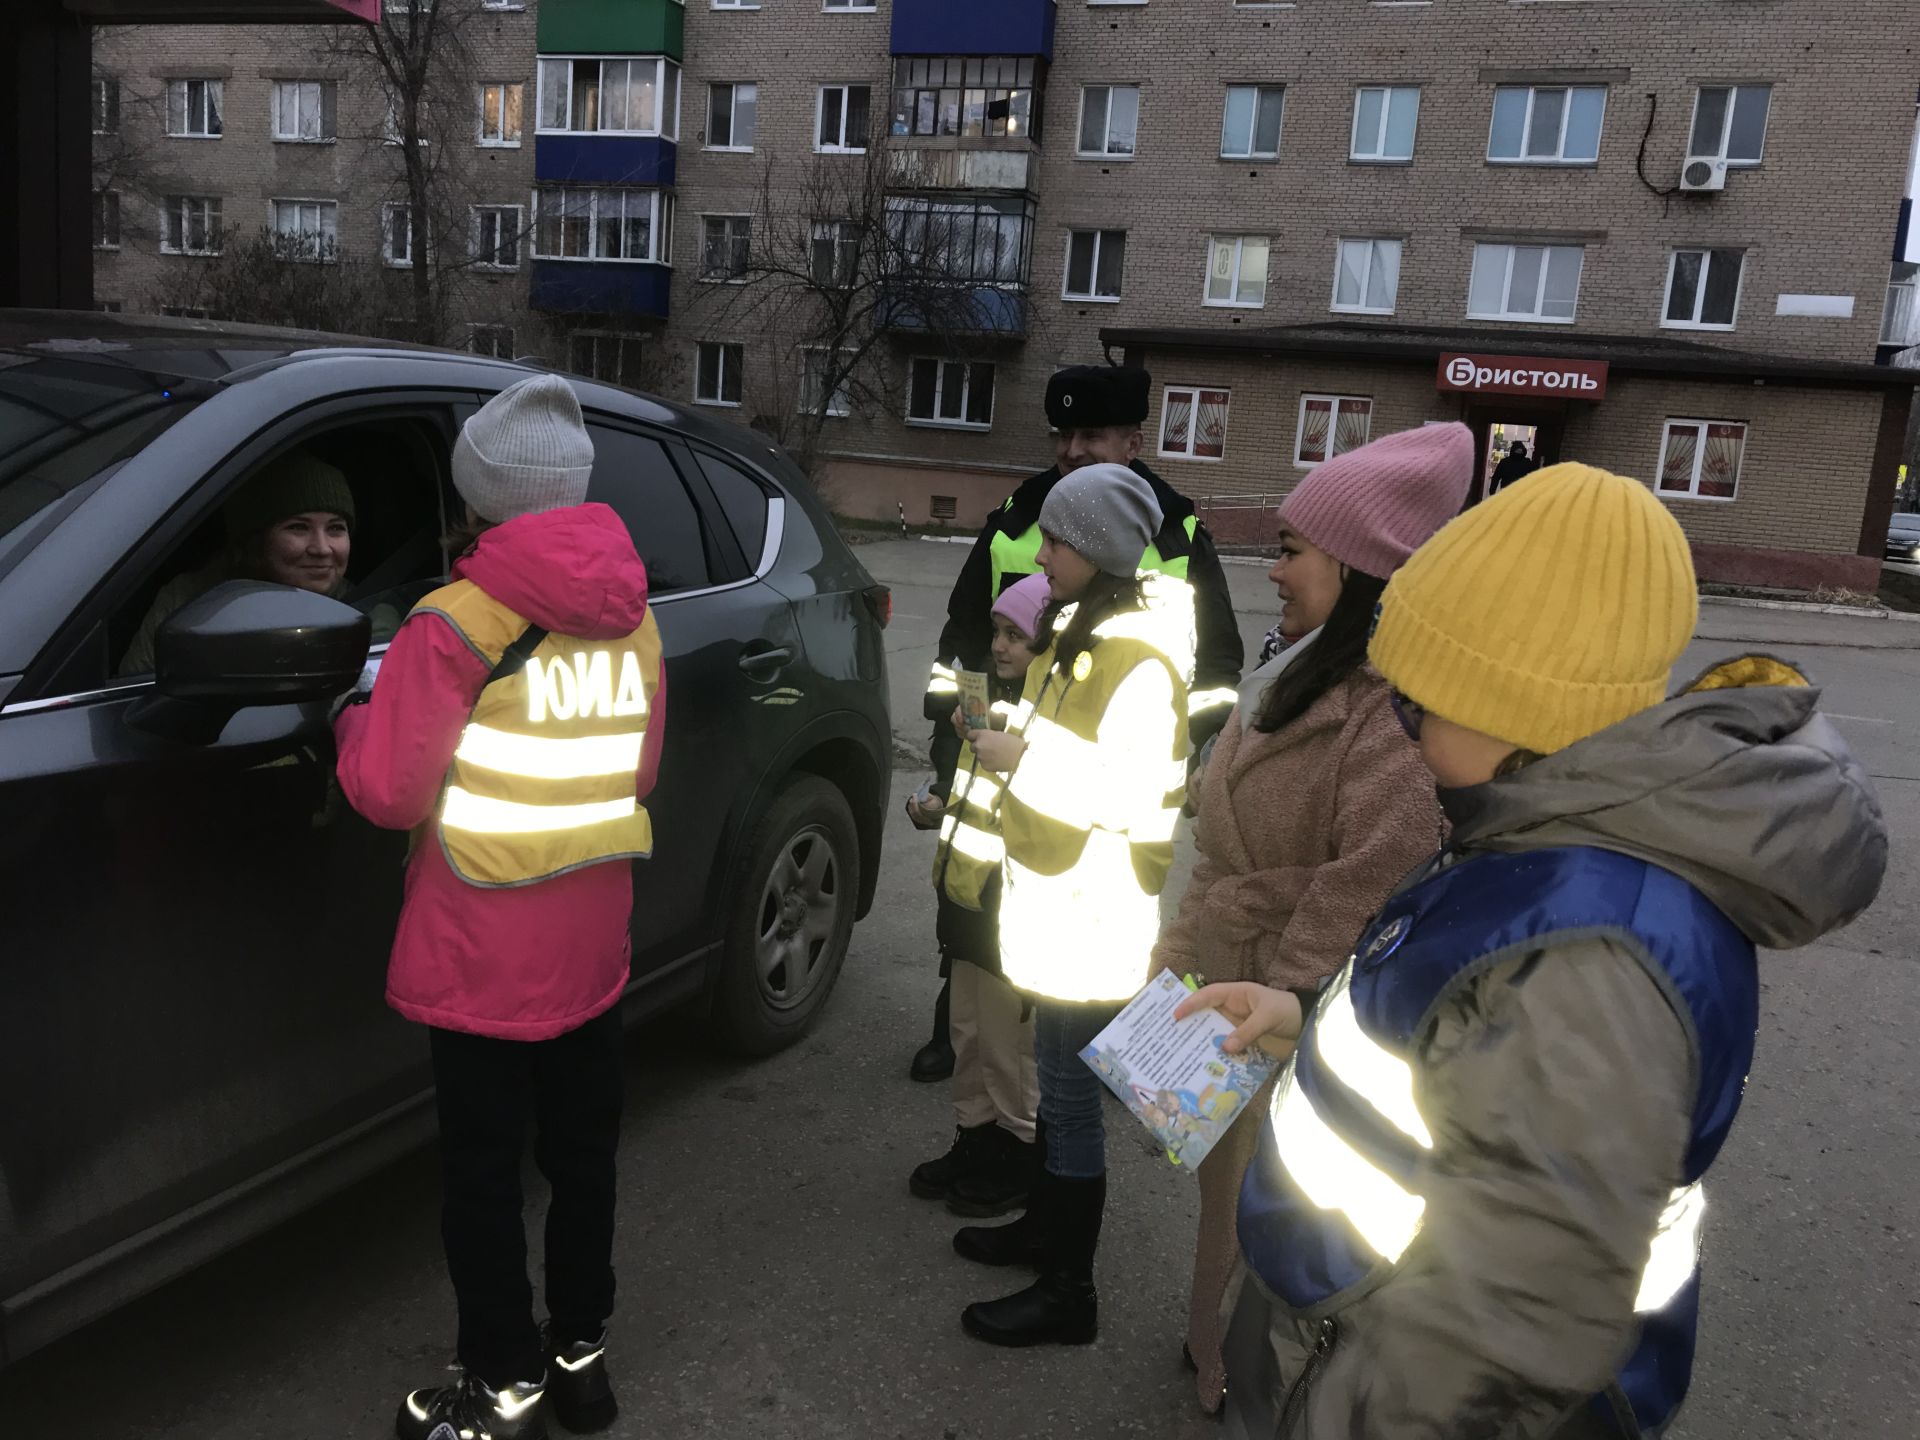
0, 353, 207, 547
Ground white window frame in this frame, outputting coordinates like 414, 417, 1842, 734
532, 187, 673, 264
470, 204, 524, 271
695, 340, 745, 407
160, 195, 223, 255
815, 83, 871, 153
706, 81, 757, 151
800, 347, 854, 418
1076, 84, 1140, 159
1220, 84, 1285, 160
1883, 262, 1919, 348
907, 358, 995, 431
271, 79, 335, 143
1657, 418, 1747, 503
570, 331, 647, 388
821, 0, 877, 10
382, 201, 417, 267
1350, 85, 1419, 162
1062, 229, 1126, 302
1486, 84, 1607, 165
1662, 247, 1745, 331
1689, 84, 1771, 167
700, 213, 752, 282
166, 78, 223, 138
1467, 242, 1585, 325
93, 190, 121, 251
270, 197, 339, 263
477, 81, 524, 147
713, 0, 761, 8
1294, 394, 1373, 468
1204, 235, 1269, 309
92, 75, 119, 135
1158, 384, 1232, 462
810, 219, 859, 288
469, 323, 515, 357
536, 55, 681, 140
1330, 237, 1402, 316
480, 0, 526, 10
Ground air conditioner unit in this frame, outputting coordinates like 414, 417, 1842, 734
1680, 155, 1729, 193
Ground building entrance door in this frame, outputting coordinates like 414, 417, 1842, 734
1466, 402, 1565, 503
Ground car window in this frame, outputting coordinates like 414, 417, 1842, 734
694, 451, 771, 572
585, 425, 712, 594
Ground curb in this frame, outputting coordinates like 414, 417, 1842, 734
1700, 595, 1920, 624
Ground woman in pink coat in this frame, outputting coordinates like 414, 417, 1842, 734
1155, 423, 1472, 1412
335, 374, 666, 1440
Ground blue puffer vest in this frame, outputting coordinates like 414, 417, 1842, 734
1238, 846, 1759, 1436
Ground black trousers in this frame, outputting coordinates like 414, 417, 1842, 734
428, 1005, 625, 1387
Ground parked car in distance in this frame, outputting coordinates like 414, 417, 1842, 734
0, 311, 891, 1366
1886, 512, 1920, 560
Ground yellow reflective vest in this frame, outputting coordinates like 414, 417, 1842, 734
997, 576, 1193, 1003
931, 717, 1013, 911
419, 579, 663, 888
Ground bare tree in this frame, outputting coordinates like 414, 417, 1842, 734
149, 227, 413, 335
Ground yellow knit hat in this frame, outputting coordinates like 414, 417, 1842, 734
1368, 463, 1697, 755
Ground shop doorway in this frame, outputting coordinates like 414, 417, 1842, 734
1466, 403, 1565, 503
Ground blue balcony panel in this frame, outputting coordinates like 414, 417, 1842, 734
530, 260, 672, 318
890, 0, 1054, 59
534, 134, 677, 187
882, 284, 1028, 338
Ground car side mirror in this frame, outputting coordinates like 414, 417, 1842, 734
127, 581, 371, 743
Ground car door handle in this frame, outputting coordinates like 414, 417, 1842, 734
738, 645, 794, 675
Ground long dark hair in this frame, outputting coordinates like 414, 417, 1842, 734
1041, 571, 1146, 682
1252, 570, 1387, 733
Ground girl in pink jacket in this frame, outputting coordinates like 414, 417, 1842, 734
335, 374, 666, 1440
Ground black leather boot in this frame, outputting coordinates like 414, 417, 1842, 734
909, 979, 955, 1082
945, 1125, 1036, 1217
960, 1173, 1105, 1347
953, 1164, 1054, 1268
910, 1122, 997, 1201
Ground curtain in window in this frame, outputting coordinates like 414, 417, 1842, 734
1333, 399, 1371, 456
1658, 425, 1698, 492
1162, 390, 1194, 453
1195, 390, 1229, 459
1700, 424, 1744, 498
1298, 398, 1332, 463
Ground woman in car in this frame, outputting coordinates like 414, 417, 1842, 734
118, 448, 357, 675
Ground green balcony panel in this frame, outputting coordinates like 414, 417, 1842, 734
537, 0, 683, 60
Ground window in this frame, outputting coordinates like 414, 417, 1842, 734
584, 425, 713, 594
571, 332, 647, 387
1220, 84, 1284, 159
1296, 395, 1372, 466
92, 76, 119, 135
714, 0, 758, 7
1487, 85, 1606, 164
891, 57, 1040, 141
161, 305, 211, 319
166, 78, 223, 138
1351, 85, 1419, 161
1690, 84, 1771, 166
1664, 248, 1744, 330
885, 195, 1035, 285
1658, 419, 1746, 501
1883, 262, 1919, 347
478, 82, 524, 145
701, 214, 751, 281
693, 451, 770, 568
161, 195, 222, 255
696, 341, 744, 406
810, 219, 859, 287
1467, 242, 1584, 323
383, 202, 417, 267
1077, 84, 1139, 157
1064, 229, 1126, 301
93, 191, 121, 250
270, 198, 339, 262
1159, 386, 1230, 461
471, 205, 523, 270
800, 348, 852, 417
470, 324, 514, 358
533, 187, 672, 263
538, 56, 680, 138
822, 0, 875, 9
908, 359, 994, 429
707, 82, 757, 149
480, 0, 524, 9
817, 84, 871, 152
1332, 238, 1401, 314
96, 299, 125, 313
271, 80, 336, 142
1205, 235, 1268, 308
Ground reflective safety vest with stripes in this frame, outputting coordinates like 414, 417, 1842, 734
1238, 846, 1758, 1437
419, 580, 662, 889
996, 577, 1193, 1003
988, 509, 1196, 599
930, 723, 1010, 911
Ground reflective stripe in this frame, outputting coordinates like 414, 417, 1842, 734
947, 819, 1006, 864
1188, 686, 1239, 714
1315, 973, 1434, 1149
1270, 1062, 1427, 1262
956, 769, 1003, 808
927, 661, 959, 697
1009, 715, 1108, 829
453, 723, 644, 781
1634, 1183, 1705, 1313
442, 787, 638, 835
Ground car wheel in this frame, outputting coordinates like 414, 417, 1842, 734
712, 774, 860, 1056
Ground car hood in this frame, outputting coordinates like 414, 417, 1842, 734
453, 503, 650, 639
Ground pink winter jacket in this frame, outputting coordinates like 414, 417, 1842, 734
334, 504, 668, 1041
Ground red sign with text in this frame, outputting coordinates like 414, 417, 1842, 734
1437, 352, 1609, 400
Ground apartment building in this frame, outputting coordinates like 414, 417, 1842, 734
92, 0, 1920, 590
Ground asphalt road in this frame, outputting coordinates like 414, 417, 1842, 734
2, 540, 1913, 1439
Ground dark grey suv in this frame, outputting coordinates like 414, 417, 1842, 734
0, 312, 891, 1364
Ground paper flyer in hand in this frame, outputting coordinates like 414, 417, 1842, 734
957, 669, 993, 733
1081, 970, 1280, 1169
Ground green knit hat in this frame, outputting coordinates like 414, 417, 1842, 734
223, 450, 355, 538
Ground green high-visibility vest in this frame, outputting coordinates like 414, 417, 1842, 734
989, 509, 1195, 598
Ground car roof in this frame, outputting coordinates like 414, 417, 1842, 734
1893, 512, 1920, 529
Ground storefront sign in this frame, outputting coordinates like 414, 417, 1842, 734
1438, 353, 1609, 399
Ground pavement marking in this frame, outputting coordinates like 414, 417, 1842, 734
1829, 714, 1896, 726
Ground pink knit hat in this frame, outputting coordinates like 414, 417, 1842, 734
991, 572, 1053, 642
1276, 421, 1474, 579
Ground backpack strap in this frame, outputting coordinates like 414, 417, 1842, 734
486, 625, 549, 686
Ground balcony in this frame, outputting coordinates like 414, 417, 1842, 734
537, 0, 683, 60
887, 146, 1031, 194
890, 0, 1054, 59
535, 134, 676, 187
881, 284, 1029, 338
530, 260, 671, 319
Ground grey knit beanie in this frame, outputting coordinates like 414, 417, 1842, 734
1039, 463, 1164, 577
452, 373, 595, 522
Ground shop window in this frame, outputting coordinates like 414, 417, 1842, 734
1221, 84, 1285, 159
1160, 385, 1230, 461
817, 84, 872, 152
1690, 85, 1771, 166
1077, 85, 1139, 158
1352, 86, 1419, 162
1332, 238, 1401, 314
1658, 419, 1746, 501
1664, 248, 1744, 330
1487, 85, 1606, 164
1296, 395, 1372, 466
696, 341, 744, 406
708, 82, 758, 150
1205, 235, 1269, 308
908, 359, 995, 430
1064, 229, 1126, 301
1468, 242, 1583, 323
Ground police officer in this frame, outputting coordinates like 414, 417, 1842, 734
909, 364, 1243, 1081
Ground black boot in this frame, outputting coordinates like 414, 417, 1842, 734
945, 1125, 1036, 1218
543, 1325, 617, 1434
909, 1122, 997, 1201
909, 979, 955, 1083
953, 1164, 1054, 1269
960, 1173, 1105, 1348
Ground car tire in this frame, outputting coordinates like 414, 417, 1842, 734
712, 774, 860, 1056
